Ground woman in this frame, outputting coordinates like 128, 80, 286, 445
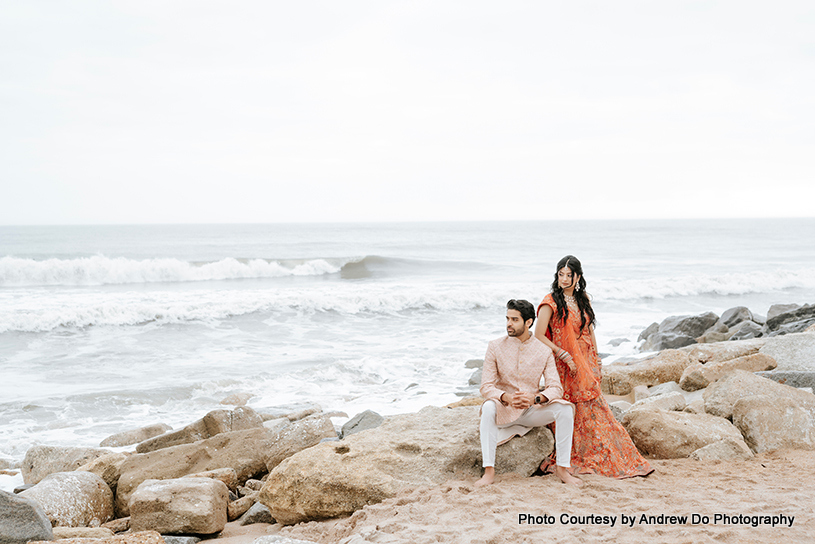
535, 255, 652, 478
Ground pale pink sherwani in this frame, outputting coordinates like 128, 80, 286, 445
480, 334, 569, 426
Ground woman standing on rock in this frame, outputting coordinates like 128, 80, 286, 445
535, 255, 653, 478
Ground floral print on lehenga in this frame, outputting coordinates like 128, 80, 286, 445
538, 293, 653, 478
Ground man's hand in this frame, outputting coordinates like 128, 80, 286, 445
510, 391, 535, 409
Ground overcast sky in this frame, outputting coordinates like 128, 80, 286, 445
1, 2, 813, 225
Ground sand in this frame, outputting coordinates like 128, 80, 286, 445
265, 449, 815, 544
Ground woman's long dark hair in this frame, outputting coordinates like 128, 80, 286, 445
550, 255, 596, 335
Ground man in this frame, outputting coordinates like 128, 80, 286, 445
475, 299, 582, 487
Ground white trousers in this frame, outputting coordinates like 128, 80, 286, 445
480, 400, 575, 468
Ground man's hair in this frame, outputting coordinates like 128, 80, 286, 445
507, 299, 535, 325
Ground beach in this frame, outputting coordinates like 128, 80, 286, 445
273, 448, 814, 544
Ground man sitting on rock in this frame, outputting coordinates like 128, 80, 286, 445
475, 299, 582, 487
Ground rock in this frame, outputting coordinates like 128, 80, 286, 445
684, 338, 766, 364
720, 307, 754, 328
22, 445, 111, 485
163, 537, 201, 544
243, 479, 263, 491
632, 385, 650, 402
703, 370, 815, 420
28, 531, 165, 544
259, 403, 322, 422
731, 395, 815, 453
688, 438, 754, 460
679, 353, 778, 391
341, 410, 384, 439
258, 405, 553, 525
765, 304, 815, 334
444, 396, 483, 408
647, 381, 683, 396
136, 406, 264, 454
629, 391, 686, 412
729, 320, 764, 341
638, 322, 658, 342
52, 527, 114, 539
129, 477, 229, 535
621, 409, 744, 459
767, 303, 801, 320
252, 537, 320, 544
697, 331, 731, 344
759, 332, 815, 371
754, 371, 815, 389
220, 393, 255, 406
264, 414, 338, 472
100, 424, 172, 448
0, 489, 54, 544
227, 495, 256, 521
683, 399, 705, 414
642, 312, 719, 351
101, 517, 130, 533
467, 369, 482, 386
464, 359, 483, 369
238, 502, 275, 525
609, 401, 632, 423
601, 350, 693, 396
20, 471, 114, 527
0, 458, 16, 471
182, 468, 238, 492
77, 452, 129, 493
117, 427, 280, 516
609, 338, 629, 347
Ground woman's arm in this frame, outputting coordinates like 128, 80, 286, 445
535, 304, 575, 373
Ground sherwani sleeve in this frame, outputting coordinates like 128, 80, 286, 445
480, 341, 504, 403
540, 349, 564, 402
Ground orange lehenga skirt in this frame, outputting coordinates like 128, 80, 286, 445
539, 294, 652, 478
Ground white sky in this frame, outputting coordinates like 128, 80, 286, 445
1, 1, 814, 224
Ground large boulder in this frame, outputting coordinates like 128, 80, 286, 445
703, 370, 815, 420
683, 338, 766, 364
0, 490, 54, 544
340, 410, 384, 439
258, 405, 553, 525
721, 306, 754, 328
764, 304, 815, 336
754, 371, 815, 390
621, 409, 744, 458
628, 391, 686, 412
22, 445, 111, 485
19, 471, 114, 527
129, 478, 229, 535
182, 468, 238, 492
27, 531, 164, 544
136, 406, 264, 454
641, 312, 719, 351
116, 415, 335, 516
77, 452, 130, 494
264, 414, 338, 472
728, 320, 764, 341
100, 424, 172, 448
759, 332, 815, 371
731, 395, 815, 453
601, 350, 693, 395
688, 438, 754, 461
679, 353, 777, 391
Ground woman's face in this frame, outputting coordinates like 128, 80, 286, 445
557, 266, 575, 290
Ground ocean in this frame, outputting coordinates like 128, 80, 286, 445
2, 219, 814, 491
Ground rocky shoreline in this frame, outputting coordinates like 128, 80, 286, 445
2, 304, 815, 544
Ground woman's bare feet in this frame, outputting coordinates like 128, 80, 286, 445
474, 467, 495, 487
555, 465, 583, 486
